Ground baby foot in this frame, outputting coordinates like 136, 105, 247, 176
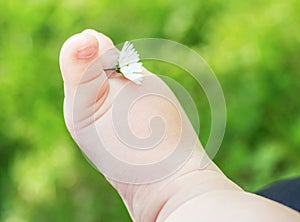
59, 29, 238, 221
59, 29, 202, 179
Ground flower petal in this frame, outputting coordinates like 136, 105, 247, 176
117, 41, 144, 85
128, 62, 143, 72
127, 74, 144, 85
120, 66, 133, 77
120, 66, 143, 84
119, 41, 140, 67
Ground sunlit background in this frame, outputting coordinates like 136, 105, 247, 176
1, 0, 300, 221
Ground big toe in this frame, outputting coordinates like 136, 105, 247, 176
59, 30, 115, 129
60, 30, 115, 92
60, 31, 99, 86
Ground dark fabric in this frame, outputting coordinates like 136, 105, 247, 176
256, 177, 300, 212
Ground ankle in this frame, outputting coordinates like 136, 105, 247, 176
111, 154, 241, 222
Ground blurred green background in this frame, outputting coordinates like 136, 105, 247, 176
1, 0, 300, 221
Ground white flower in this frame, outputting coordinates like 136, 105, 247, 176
117, 41, 144, 85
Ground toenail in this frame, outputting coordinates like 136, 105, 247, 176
77, 46, 97, 59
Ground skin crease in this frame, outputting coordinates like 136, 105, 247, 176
59, 29, 300, 222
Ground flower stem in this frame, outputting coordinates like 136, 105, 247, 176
103, 67, 116, 71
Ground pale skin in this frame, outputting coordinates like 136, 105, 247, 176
59, 29, 300, 222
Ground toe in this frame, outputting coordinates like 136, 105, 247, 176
59, 30, 116, 130
59, 32, 99, 87
82, 29, 115, 56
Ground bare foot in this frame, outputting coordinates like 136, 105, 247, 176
59, 30, 299, 222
